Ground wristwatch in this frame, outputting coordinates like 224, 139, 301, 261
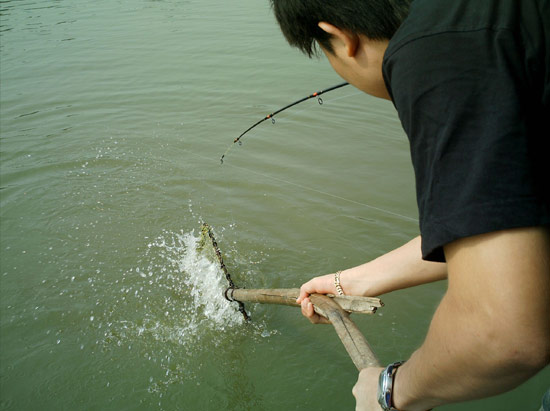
378, 361, 405, 411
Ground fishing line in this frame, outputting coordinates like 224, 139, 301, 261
184, 148, 418, 224
220, 81, 349, 164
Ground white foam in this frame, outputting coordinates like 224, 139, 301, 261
96, 227, 278, 394
175, 230, 244, 328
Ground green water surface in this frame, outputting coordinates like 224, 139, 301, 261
1, 1, 548, 410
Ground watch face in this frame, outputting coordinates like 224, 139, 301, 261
385, 390, 391, 406
378, 371, 387, 409
378, 362, 404, 411
378, 372, 392, 410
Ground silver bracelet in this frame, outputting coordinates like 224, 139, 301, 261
334, 270, 345, 296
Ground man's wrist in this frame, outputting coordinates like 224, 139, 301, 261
391, 363, 434, 411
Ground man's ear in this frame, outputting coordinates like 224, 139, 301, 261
318, 21, 359, 57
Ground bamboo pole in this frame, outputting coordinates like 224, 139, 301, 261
229, 288, 382, 315
310, 294, 380, 370
229, 288, 381, 369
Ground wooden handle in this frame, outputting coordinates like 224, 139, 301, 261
229, 288, 382, 315
229, 288, 380, 370
310, 294, 380, 370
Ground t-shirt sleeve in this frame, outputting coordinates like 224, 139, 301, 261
383, 29, 550, 262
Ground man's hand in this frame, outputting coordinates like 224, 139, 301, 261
296, 274, 338, 324
297, 273, 338, 303
353, 367, 384, 411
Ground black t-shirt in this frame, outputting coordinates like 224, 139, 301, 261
382, 0, 550, 262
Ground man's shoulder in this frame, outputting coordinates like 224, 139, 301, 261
386, 0, 545, 60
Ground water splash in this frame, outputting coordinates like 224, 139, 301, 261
99, 227, 276, 398
151, 228, 245, 330
104, 229, 245, 348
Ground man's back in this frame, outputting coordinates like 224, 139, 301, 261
383, 0, 550, 262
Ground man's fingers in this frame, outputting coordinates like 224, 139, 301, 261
296, 280, 315, 304
297, 275, 334, 324
300, 297, 312, 317
301, 298, 319, 323
296, 289, 308, 304
300, 298, 330, 324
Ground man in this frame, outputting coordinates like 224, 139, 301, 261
269, 0, 550, 409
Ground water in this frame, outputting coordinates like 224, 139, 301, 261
0, 0, 548, 409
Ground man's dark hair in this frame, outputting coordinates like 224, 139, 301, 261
270, 0, 411, 57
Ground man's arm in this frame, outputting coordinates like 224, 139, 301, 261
389, 226, 550, 410
297, 236, 447, 323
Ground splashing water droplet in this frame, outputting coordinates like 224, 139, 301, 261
99, 228, 276, 393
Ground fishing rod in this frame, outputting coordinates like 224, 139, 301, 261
220, 81, 349, 164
